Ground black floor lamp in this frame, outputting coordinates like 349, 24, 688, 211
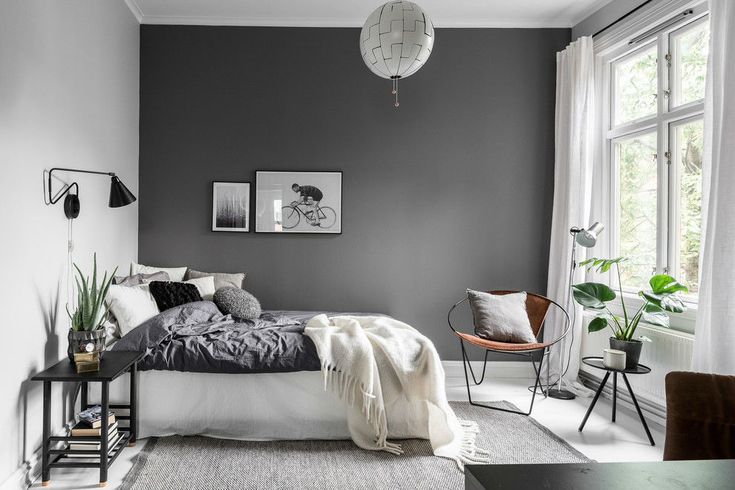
548, 221, 604, 400
47, 167, 136, 218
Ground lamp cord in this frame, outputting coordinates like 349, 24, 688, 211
68, 217, 84, 413
528, 232, 579, 395
67, 217, 74, 310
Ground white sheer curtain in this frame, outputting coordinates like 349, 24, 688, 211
544, 37, 595, 392
692, 0, 735, 375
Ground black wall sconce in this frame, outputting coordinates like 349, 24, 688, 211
47, 167, 136, 219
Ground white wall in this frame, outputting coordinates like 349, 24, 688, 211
0, 1, 139, 488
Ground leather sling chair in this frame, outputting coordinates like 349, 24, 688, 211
448, 290, 570, 416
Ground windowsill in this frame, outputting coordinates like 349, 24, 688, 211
588, 291, 697, 335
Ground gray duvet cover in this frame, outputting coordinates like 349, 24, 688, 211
111, 301, 334, 373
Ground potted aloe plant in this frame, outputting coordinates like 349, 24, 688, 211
572, 257, 688, 369
66, 254, 117, 362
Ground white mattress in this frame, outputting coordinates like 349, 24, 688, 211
89, 369, 427, 441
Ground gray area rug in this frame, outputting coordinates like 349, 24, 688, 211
120, 401, 590, 490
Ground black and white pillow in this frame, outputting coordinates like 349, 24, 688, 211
149, 281, 202, 311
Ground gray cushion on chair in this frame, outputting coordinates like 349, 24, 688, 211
467, 289, 537, 343
213, 287, 261, 320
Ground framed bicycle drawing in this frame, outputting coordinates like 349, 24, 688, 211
255, 171, 342, 234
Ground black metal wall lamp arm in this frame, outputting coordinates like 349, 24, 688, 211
47, 167, 136, 219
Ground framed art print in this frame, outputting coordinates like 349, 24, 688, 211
212, 181, 250, 232
255, 171, 342, 234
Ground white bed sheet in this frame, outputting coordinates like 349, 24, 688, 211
90, 369, 428, 441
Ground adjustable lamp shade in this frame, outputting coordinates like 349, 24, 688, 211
575, 222, 604, 248
47, 167, 136, 219
109, 175, 136, 208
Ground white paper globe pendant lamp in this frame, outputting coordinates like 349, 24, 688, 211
360, 1, 435, 107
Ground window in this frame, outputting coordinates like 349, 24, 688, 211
613, 45, 658, 126
605, 12, 709, 301
615, 131, 658, 288
671, 117, 704, 294
671, 20, 709, 107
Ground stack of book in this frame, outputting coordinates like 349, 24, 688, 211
73, 352, 100, 373
66, 405, 120, 460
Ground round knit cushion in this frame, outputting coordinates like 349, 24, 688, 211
213, 287, 262, 320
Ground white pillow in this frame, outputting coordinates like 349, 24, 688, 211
105, 284, 160, 336
184, 276, 216, 301
467, 290, 537, 343
131, 262, 187, 282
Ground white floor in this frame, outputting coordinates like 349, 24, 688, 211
445, 376, 664, 463
32, 376, 664, 489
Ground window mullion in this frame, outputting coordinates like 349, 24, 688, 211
656, 32, 669, 277
667, 120, 679, 279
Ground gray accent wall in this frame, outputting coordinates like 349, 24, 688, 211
139, 26, 569, 360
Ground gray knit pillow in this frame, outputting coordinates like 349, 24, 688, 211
213, 287, 262, 320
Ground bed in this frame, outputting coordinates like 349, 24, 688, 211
92, 302, 427, 441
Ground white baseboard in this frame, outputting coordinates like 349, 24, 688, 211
442, 360, 535, 380
0, 453, 39, 490
0, 420, 76, 490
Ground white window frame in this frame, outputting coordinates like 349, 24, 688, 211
592, 0, 708, 334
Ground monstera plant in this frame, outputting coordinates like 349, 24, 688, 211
572, 257, 688, 368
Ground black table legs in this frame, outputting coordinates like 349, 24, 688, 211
42, 381, 51, 487
622, 373, 655, 446
129, 361, 138, 446
100, 381, 109, 487
81, 381, 88, 411
32, 352, 143, 487
578, 372, 609, 432
579, 371, 655, 446
612, 372, 617, 422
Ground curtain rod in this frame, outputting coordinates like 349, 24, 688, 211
592, 0, 654, 38
627, 8, 694, 45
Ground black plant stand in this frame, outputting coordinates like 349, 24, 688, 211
578, 356, 654, 446
31, 350, 143, 487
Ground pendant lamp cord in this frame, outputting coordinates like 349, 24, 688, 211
392, 78, 400, 107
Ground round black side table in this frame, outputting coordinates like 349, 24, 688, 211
578, 356, 655, 446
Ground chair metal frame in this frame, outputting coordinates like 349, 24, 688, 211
448, 291, 571, 416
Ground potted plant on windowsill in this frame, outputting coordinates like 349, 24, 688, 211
66, 254, 116, 362
572, 257, 688, 369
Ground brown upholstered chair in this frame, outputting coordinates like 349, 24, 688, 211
447, 290, 569, 416
664, 371, 735, 460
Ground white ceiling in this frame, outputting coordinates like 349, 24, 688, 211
125, 0, 612, 28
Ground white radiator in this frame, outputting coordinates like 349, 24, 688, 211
580, 322, 694, 420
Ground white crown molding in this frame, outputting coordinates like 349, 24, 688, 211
124, 0, 144, 23
137, 14, 574, 28
570, 0, 615, 27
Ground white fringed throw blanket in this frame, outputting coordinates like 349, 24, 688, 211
304, 314, 491, 468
